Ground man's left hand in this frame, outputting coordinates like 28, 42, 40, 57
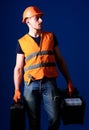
67, 80, 74, 96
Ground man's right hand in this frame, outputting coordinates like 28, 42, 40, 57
13, 89, 21, 102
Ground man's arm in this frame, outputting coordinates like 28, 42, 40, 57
13, 54, 24, 102
54, 45, 74, 95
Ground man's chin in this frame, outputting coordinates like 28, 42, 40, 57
37, 28, 42, 31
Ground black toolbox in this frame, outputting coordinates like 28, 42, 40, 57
61, 88, 86, 125
10, 101, 25, 130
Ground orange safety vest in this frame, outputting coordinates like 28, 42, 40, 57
18, 32, 58, 84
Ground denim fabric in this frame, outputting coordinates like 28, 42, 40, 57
23, 78, 61, 130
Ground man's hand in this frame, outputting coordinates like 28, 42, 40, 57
13, 89, 21, 102
67, 80, 74, 96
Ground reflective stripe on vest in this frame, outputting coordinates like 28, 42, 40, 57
24, 62, 56, 71
25, 50, 53, 61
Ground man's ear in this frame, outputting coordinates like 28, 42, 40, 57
26, 18, 29, 25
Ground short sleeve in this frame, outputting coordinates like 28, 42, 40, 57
53, 34, 58, 48
16, 42, 24, 54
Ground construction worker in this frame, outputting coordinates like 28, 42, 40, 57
13, 6, 74, 130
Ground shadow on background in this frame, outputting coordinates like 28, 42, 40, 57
0, 0, 89, 130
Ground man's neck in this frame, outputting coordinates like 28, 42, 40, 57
28, 29, 42, 38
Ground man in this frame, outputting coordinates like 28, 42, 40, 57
13, 6, 74, 130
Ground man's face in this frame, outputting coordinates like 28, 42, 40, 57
28, 15, 43, 31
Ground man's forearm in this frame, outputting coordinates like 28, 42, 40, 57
14, 66, 23, 90
54, 46, 71, 83
57, 58, 71, 83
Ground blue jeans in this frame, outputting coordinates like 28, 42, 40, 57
23, 78, 61, 130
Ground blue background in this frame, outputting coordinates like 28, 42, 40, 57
0, 0, 89, 130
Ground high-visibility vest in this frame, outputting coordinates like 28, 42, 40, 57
18, 32, 58, 84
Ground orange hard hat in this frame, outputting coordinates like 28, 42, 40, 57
22, 6, 44, 23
